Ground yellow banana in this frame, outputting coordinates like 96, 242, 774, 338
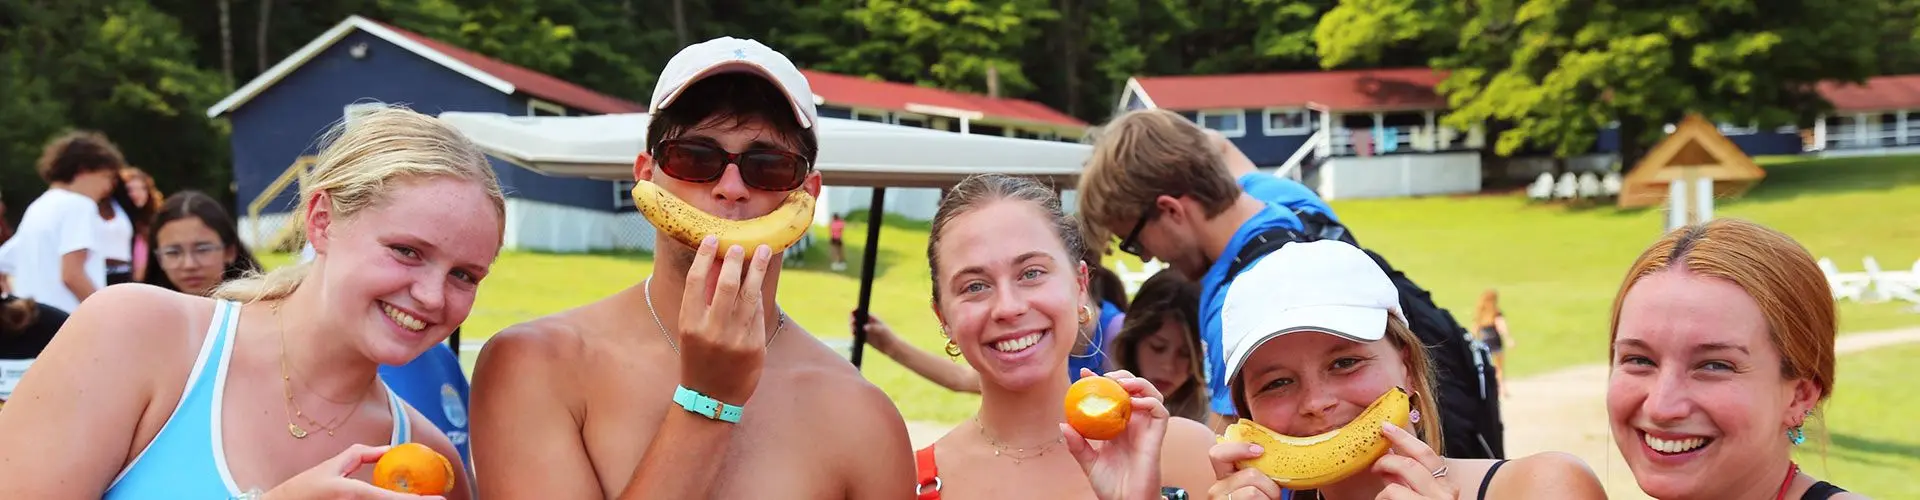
631, 179, 817, 253
1218, 387, 1411, 490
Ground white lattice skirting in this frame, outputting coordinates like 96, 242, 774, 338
239, 198, 658, 253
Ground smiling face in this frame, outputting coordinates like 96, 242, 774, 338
311, 176, 502, 365
1132, 317, 1194, 394
933, 199, 1088, 391
1608, 268, 1817, 499
1236, 331, 1413, 437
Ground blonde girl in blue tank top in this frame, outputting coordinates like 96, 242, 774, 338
0, 105, 505, 500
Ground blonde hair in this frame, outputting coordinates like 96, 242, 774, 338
213, 105, 504, 303
1232, 311, 1445, 452
1076, 108, 1241, 244
1609, 218, 1835, 443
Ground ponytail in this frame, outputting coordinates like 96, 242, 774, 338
211, 261, 311, 304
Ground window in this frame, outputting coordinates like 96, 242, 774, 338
1263, 108, 1312, 136
1197, 110, 1245, 137
894, 115, 928, 128
613, 179, 637, 209
852, 109, 890, 123
529, 99, 566, 117
344, 102, 385, 128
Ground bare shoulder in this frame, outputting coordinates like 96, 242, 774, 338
1487, 451, 1605, 499
474, 309, 591, 378
55, 284, 206, 360
1163, 416, 1218, 446
784, 331, 910, 444
779, 332, 916, 496
1157, 416, 1222, 492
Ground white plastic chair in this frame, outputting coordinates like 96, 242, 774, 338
1602, 172, 1624, 197
1577, 172, 1603, 199
1862, 256, 1920, 305
1554, 172, 1580, 200
1526, 172, 1555, 201
1819, 257, 1868, 302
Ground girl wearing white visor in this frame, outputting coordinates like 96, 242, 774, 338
1205, 239, 1605, 500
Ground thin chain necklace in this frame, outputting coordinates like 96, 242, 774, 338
974, 417, 1064, 464
276, 301, 355, 439
643, 275, 786, 353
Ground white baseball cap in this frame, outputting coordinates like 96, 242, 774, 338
1220, 239, 1405, 384
649, 37, 819, 129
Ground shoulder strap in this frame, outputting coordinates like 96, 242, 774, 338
915, 445, 941, 500
1477, 459, 1510, 499
1224, 228, 1308, 282
1801, 481, 1848, 500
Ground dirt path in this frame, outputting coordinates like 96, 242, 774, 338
901, 327, 1920, 498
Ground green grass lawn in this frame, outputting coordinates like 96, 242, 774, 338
1793, 343, 1920, 499
263, 153, 1920, 425
1292, 154, 1920, 379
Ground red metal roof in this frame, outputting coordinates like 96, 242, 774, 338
1133, 68, 1450, 112
373, 20, 644, 115
1818, 74, 1920, 112
801, 70, 1087, 128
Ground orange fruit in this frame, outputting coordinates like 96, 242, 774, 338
372, 442, 455, 495
1064, 376, 1131, 441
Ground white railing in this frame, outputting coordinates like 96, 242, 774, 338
1274, 128, 1331, 182
1824, 125, 1920, 149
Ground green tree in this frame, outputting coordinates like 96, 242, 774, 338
1318, 0, 1881, 165
0, 0, 230, 208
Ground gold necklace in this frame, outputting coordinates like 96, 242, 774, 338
276, 302, 355, 439
974, 417, 1064, 464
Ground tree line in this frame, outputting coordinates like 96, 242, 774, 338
5, 0, 1918, 217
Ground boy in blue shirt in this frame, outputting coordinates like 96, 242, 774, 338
1076, 109, 1315, 432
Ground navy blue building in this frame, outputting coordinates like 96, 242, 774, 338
207, 15, 647, 252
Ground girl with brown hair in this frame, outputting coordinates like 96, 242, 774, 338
1474, 289, 1512, 398
1608, 219, 1867, 499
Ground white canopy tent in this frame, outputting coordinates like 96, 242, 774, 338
437, 112, 1093, 188
437, 111, 1094, 368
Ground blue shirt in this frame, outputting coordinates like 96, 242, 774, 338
1239, 173, 1338, 223
1199, 204, 1305, 416
1068, 300, 1125, 381
379, 342, 472, 468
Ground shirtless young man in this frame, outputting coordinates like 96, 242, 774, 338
469, 37, 917, 499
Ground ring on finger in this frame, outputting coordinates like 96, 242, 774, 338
1430, 465, 1449, 478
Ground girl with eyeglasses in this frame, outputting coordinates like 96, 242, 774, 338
140, 190, 263, 297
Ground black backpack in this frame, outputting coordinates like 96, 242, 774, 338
1222, 212, 1506, 460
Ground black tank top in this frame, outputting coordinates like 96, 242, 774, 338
1801, 481, 1848, 500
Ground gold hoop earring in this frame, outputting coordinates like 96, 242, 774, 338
1078, 305, 1094, 325
944, 338, 962, 358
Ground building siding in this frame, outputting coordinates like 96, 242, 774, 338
227, 30, 620, 217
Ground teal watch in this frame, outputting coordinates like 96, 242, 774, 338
674, 385, 743, 423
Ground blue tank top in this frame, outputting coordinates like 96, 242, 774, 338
102, 299, 412, 498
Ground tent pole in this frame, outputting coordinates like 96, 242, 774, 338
850, 187, 888, 370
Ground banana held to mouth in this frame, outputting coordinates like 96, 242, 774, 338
631, 179, 817, 253
1219, 386, 1412, 489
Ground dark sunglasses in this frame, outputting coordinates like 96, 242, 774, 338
1117, 207, 1157, 257
652, 138, 812, 191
